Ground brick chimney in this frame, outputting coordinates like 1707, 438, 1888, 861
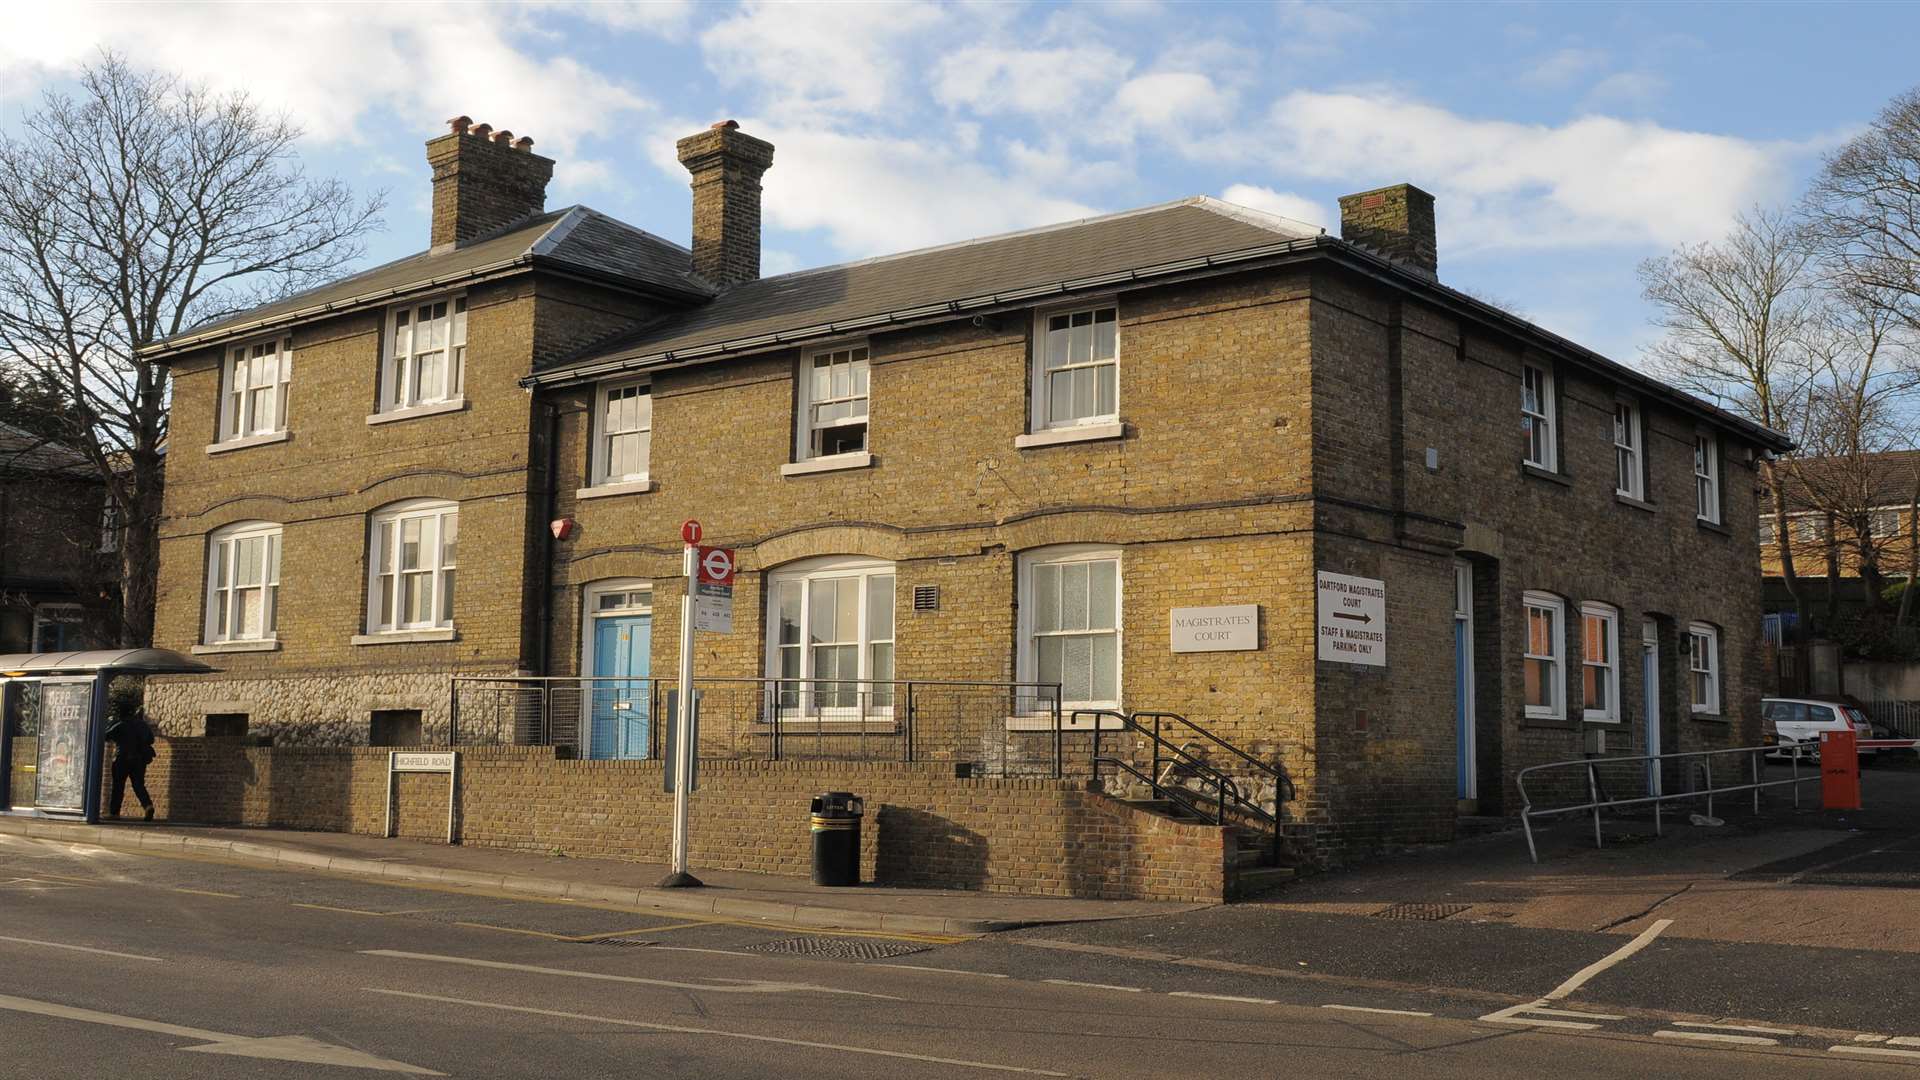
1337, 184, 1437, 278
676, 121, 775, 288
426, 116, 556, 249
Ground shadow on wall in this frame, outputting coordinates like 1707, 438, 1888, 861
267, 748, 355, 832
872, 805, 988, 889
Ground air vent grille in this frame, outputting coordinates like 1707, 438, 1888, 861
912, 585, 940, 612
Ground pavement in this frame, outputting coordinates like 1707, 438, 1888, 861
0, 815, 1202, 936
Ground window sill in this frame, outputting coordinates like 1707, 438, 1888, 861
1004, 713, 1126, 732
576, 479, 655, 501
1521, 712, 1572, 730
1696, 518, 1730, 537
780, 452, 872, 477
1614, 493, 1655, 513
1581, 715, 1622, 725
367, 398, 468, 426
190, 639, 280, 654
206, 431, 290, 455
1015, 421, 1125, 450
1690, 710, 1727, 723
351, 628, 458, 645
1520, 463, 1572, 487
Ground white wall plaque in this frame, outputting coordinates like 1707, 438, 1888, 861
1316, 571, 1387, 667
1169, 605, 1260, 653
392, 751, 456, 773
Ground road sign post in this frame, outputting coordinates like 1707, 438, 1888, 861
661, 521, 705, 888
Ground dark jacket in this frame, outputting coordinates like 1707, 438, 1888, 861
105, 714, 156, 764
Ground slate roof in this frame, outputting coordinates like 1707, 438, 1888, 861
141, 207, 712, 360
0, 421, 93, 478
537, 198, 1321, 380
1775, 450, 1920, 511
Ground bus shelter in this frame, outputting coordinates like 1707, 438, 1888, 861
0, 649, 213, 823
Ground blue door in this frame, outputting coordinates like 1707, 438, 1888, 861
590, 615, 650, 759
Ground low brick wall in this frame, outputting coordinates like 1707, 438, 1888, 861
115, 739, 1231, 902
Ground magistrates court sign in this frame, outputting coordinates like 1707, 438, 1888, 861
1316, 571, 1387, 667
1169, 604, 1258, 653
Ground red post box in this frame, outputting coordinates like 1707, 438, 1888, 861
1820, 729, 1861, 811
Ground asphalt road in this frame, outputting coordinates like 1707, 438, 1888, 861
0, 832, 1912, 1079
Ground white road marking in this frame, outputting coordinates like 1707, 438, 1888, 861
0, 992, 439, 1074
1481, 919, 1672, 1032
361, 949, 898, 999
1524, 1006, 1626, 1020
880, 965, 1011, 979
1476, 1004, 1599, 1031
1855, 1034, 1891, 1043
1893, 1037, 1920, 1047
1673, 1021, 1798, 1036
1168, 992, 1280, 1005
0, 934, 162, 962
1832, 1046, 1920, 1062
1320, 1004, 1432, 1017
1542, 918, 1673, 1001
367, 988, 1069, 1076
1655, 1030, 1779, 1046
1043, 979, 1145, 993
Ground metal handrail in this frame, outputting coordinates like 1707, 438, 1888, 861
1516, 744, 1815, 862
1137, 711, 1298, 806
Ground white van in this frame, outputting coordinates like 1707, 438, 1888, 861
1761, 697, 1876, 760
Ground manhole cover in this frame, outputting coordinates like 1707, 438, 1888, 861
1371, 902, 1470, 921
744, 936, 932, 959
574, 937, 659, 948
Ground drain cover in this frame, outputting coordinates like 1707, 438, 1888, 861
744, 936, 933, 960
574, 937, 659, 947
1371, 902, 1471, 921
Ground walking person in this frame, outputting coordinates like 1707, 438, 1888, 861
105, 707, 157, 821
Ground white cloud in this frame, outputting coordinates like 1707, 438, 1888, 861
1110, 72, 1237, 136
0, 3, 652, 160
1273, 1, 1369, 58
700, 1, 947, 118
539, 0, 695, 36
1519, 47, 1609, 88
1220, 184, 1326, 230
933, 44, 1133, 118
1582, 70, 1668, 109
645, 120, 1097, 259
1255, 90, 1797, 252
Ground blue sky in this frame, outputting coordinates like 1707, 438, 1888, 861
6, 1, 1919, 363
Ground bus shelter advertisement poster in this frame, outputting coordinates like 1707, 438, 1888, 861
33, 683, 91, 811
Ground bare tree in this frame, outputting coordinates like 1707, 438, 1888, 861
1806, 86, 1920, 336
1639, 207, 1820, 631
0, 54, 382, 646
1781, 290, 1920, 614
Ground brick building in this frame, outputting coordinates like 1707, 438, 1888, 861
140, 117, 1787, 859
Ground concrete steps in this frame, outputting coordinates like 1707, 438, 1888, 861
1120, 796, 1297, 899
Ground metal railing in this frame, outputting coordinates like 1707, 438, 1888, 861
1517, 744, 1817, 862
449, 675, 1066, 775
1860, 700, 1920, 738
1085, 709, 1292, 863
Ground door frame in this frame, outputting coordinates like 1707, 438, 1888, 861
1643, 620, 1662, 797
580, 579, 652, 681
1454, 560, 1477, 802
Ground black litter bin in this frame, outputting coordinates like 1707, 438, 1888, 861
810, 792, 863, 886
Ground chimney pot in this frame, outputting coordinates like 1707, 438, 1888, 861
677, 122, 775, 288
1337, 183, 1438, 278
513, 136, 534, 153
426, 116, 555, 248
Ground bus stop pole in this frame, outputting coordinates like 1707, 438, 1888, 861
660, 542, 701, 888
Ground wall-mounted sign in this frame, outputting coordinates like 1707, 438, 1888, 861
1317, 571, 1387, 667
1169, 605, 1259, 653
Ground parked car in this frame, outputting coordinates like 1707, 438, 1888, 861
1761, 697, 1877, 761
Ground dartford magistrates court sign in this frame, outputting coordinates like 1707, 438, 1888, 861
1317, 571, 1387, 667
1170, 605, 1259, 652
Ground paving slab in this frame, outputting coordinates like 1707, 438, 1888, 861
0, 816, 1204, 935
